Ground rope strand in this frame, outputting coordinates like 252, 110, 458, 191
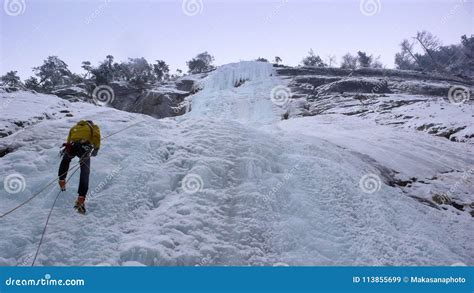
1, 120, 141, 218
2, 110, 147, 265
31, 154, 86, 266
102, 120, 143, 139
0, 162, 82, 218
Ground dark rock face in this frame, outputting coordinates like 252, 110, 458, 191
175, 79, 195, 92
277, 66, 472, 84
321, 78, 392, 94
277, 66, 473, 104
293, 76, 341, 88
109, 78, 198, 119
390, 81, 451, 96
49, 76, 201, 119
275, 65, 474, 143
52, 85, 91, 102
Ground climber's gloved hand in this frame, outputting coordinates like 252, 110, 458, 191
60, 143, 72, 156
91, 148, 99, 157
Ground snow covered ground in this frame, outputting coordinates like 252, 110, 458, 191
0, 62, 472, 266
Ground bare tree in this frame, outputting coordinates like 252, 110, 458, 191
326, 55, 337, 67
414, 31, 441, 69
400, 39, 423, 68
340, 53, 357, 69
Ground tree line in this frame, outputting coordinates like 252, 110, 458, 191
0, 51, 216, 92
296, 31, 472, 76
394, 31, 472, 76
1, 31, 472, 92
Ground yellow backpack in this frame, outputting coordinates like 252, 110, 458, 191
68, 120, 101, 149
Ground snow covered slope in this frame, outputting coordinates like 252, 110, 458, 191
0, 62, 473, 266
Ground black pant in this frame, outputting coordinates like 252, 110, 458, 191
58, 143, 91, 196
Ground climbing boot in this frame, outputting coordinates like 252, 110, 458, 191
59, 179, 66, 191
74, 196, 86, 214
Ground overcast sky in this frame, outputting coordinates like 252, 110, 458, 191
1, 0, 473, 79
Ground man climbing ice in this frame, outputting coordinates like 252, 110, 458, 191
58, 120, 101, 214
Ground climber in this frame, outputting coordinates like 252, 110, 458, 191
58, 120, 101, 214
